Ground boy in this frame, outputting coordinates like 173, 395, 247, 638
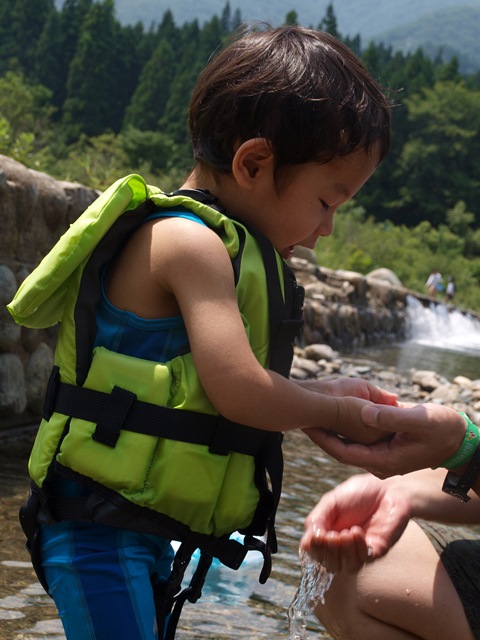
8, 25, 393, 639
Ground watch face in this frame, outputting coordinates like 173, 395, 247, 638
442, 471, 471, 503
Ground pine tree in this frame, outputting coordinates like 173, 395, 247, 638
62, 0, 134, 140
0, 0, 54, 74
35, 1, 94, 113
318, 3, 339, 38
122, 38, 176, 131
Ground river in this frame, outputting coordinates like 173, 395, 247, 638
1, 298, 480, 639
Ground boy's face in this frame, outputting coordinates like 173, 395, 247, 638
259, 147, 379, 260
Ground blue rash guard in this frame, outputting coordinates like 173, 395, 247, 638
40, 212, 205, 640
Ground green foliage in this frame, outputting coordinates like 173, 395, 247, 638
318, 3, 339, 38
391, 81, 480, 226
0, 116, 35, 164
0, 70, 57, 166
315, 203, 480, 311
284, 11, 298, 26
123, 39, 177, 131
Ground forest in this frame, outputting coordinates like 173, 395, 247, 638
1, 0, 480, 309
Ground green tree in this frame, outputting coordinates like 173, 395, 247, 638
285, 11, 298, 26
220, 2, 232, 32
318, 3, 339, 38
120, 126, 179, 172
0, 70, 56, 166
160, 16, 224, 152
0, 0, 54, 74
0, 70, 54, 141
59, 132, 128, 189
231, 8, 242, 32
446, 200, 475, 236
34, 0, 93, 111
123, 39, 176, 131
62, 0, 136, 140
394, 81, 480, 226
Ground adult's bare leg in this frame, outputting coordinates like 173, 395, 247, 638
315, 520, 474, 640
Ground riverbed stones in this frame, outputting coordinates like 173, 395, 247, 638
303, 343, 338, 361
411, 370, 444, 392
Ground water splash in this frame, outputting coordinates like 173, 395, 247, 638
287, 550, 334, 640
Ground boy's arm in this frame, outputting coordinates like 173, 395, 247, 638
156, 219, 386, 443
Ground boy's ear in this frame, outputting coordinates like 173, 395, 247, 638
232, 138, 274, 189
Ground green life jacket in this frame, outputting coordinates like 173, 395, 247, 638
8, 174, 304, 633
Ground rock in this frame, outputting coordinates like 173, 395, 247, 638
411, 370, 443, 391
367, 268, 403, 287
429, 384, 462, 404
25, 343, 54, 414
453, 375, 473, 389
291, 355, 321, 376
304, 343, 338, 361
0, 354, 26, 416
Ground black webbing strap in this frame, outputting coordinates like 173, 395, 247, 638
42, 366, 271, 457
164, 550, 213, 640
248, 228, 304, 378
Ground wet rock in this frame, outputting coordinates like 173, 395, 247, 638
411, 370, 443, 392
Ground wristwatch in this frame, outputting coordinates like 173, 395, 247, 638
442, 444, 480, 502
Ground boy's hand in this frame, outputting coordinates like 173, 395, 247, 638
311, 378, 398, 405
305, 393, 396, 446
300, 474, 410, 573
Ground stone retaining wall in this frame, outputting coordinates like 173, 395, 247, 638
0, 156, 98, 428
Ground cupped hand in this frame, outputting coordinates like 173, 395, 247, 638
300, 473, 411, 573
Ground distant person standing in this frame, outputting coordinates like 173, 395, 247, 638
426, 269, 442, 296
445, 276, 456, 302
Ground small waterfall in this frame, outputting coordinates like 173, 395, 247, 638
405, 295, 480, 354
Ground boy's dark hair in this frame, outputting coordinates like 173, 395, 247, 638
189, 26, 391, 177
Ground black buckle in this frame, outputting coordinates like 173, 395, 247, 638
208, 419, 231, 456
92, 386, 137, 448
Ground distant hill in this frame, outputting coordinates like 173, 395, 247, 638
54, 0, 480, 73
375, 5, 480, 74
110, 0, 477, 40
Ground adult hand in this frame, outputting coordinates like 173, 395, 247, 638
300, 474, 410, 573
304, 402, 467, 478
